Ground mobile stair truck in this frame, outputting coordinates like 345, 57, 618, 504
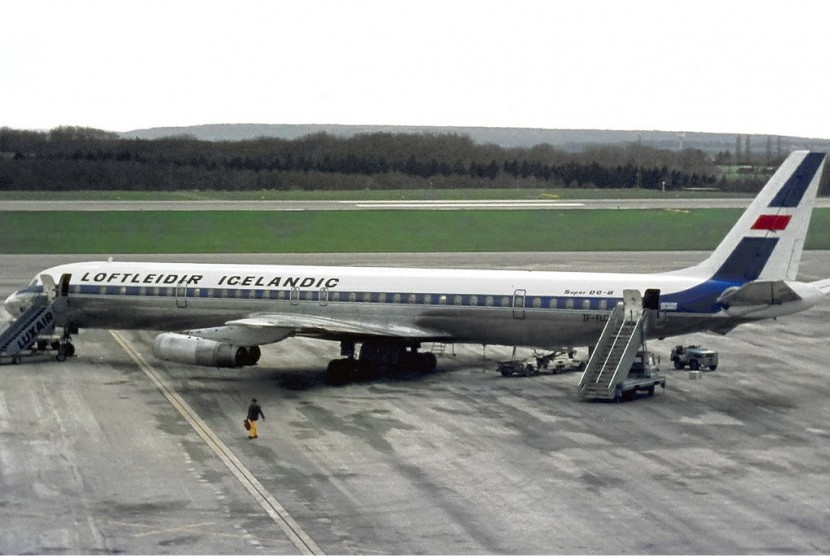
0, 274, 73, 364
578, 289, 666, 402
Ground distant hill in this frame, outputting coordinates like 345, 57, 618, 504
120, 123, 830, 154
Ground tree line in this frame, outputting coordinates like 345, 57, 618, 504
0, 126, 792, 192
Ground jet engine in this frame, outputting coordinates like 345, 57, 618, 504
152, 332, 260, 368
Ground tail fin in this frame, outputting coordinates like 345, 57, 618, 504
685, 151, 825, 283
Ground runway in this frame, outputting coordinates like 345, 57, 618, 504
1, 252, 830, 553
4, 198, 830, 211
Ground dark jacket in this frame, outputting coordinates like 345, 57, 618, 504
247, 402, 264, 421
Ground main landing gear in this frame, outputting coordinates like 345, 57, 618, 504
326, 340, 438, 384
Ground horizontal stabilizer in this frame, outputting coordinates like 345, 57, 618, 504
810, 278, 830, 296
719, 280, 802, 307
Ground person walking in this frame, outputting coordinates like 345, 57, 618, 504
246, 398, 265, 439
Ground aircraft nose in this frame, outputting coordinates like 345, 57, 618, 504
4, 291, 28, 317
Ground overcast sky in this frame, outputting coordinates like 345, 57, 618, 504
3, 0, 829, 138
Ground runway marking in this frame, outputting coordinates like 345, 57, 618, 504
114, 519, 216, 539
107, 518, 290, 544
110, 331, 324, 555
354, 201, 585, 209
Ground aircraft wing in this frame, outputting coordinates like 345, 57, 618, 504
230, 314, 442, 340
185, 313, 443, 346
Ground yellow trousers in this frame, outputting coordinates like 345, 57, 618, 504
248, 419, 258, 438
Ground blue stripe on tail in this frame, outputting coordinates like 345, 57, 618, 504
663, 238, 778, 313
712, 237, 778, 281
769, 152, 825, 208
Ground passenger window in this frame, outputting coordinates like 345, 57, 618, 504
470, 295, 478, 306
393, 293, 401, 304
532, 297, 542, 308
454, 295, 462, 305
485, 296, 494, 306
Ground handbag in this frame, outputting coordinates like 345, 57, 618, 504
243, 419, 251, 430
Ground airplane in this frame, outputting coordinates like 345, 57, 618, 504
3, 150, 830, 379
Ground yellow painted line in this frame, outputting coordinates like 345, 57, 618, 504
110, 331, 324, 555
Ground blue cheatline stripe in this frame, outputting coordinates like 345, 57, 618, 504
712, 237, 778, 282
769, 152, 825, 208
63, 283, 624, 312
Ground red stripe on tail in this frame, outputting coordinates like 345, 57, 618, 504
752, 214, 792, 231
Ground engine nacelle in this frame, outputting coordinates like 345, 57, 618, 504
153, 332, 247, 368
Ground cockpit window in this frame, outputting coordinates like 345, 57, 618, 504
28, 276, 41, 287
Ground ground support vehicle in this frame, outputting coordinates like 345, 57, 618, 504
612, 350, 666, 401
0, 335, 71, 365
671, 345, 718, 371
498, 359, 538, 377
498, 350, 586, 377
542, 351, 587, 374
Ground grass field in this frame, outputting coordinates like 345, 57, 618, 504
2, 209, 829, 254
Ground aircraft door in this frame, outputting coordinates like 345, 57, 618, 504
513, 289, 526, 319
58, 274, 71, 297
643, 288, 661, 310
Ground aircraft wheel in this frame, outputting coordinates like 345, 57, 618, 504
327, 358, 366, 385
708, 365, 717, 371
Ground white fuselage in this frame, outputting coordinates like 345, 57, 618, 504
6, 259, 786, 349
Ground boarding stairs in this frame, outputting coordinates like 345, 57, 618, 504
430, 342, 454, 357
0, 274, 70, 362
0, 304, 58, 359
578, 290, 649, 400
